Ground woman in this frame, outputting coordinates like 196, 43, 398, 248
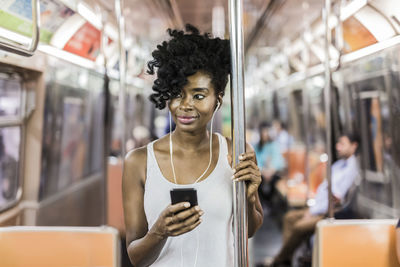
122, 25, 263, 267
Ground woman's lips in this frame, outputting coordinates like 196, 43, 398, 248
177, 116, 197, 124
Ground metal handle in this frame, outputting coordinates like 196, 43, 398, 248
0, 0, 40, 57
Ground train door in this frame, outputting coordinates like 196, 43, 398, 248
346, 52, 398, 217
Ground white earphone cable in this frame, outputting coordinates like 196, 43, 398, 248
180, 230, 199, 267
169, 112, 178, 184
169, 102, 219, 184
170, 101, 220, 267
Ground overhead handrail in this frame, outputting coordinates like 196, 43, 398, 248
0, 0, 40, 57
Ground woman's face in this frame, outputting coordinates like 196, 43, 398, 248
260, 127, 270, 142
168, 71, 219, 132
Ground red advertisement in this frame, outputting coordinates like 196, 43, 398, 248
63, 22, 101, 61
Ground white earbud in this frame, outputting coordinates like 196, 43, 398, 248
216, 100, 220, 110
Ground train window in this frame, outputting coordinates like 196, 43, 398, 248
88, 73, 105, 173
360, 97, 384, 173
0, 127, 21, 206
40, 65, 105, 200
272, 91, 279, 120
109, 79, 156, 156
0, 72, 23, 211
277, 93, 289, 127
57, 96, 91, 188
307, 79, 326, 148
388, 72, 400, 209
0, 75, 22, 119
350, 75, 394, 207
109, 79, 123, 157
289, 89, 306, 144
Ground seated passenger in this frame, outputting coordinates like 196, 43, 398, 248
271, 120, 293, 153
255, 122, 286, 203
269, 132, 359, 267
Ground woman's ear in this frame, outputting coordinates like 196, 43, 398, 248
217, 95, 223, 109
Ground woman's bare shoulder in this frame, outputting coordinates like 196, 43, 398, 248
152, 134, 169, 154
123, 145, 148, 186
125, 146, 147, 167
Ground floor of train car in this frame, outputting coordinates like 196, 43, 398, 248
252, 205, 283, 265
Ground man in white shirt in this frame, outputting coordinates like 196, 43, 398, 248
270, 133, 359, 267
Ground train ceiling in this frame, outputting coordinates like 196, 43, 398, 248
1, 0, 400, 79
93, 0, 400, 69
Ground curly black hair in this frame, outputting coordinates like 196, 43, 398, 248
147, 24, 231, 109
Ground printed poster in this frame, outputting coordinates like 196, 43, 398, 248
0, 0, 74, 43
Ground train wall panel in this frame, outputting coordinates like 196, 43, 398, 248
36, 175, 105, 226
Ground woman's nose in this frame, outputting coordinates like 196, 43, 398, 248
180, 96, 193, 109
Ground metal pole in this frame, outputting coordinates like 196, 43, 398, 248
100, 8, 111, 226
115, 0, 127, 157
302, 31, 311, 200
228, 0, 248, 266
323, 0, 334, 219
303, 86, 311, 199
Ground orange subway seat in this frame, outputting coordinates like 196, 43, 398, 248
313, 219, 400, 267
0, 226, 120, 267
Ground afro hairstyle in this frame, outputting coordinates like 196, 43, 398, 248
147, 24, 231, 109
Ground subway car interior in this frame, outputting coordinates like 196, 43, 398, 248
1, 0, 400, 266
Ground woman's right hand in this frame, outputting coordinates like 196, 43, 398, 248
149, 202, 203, 239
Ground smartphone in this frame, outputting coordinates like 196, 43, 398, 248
170, 188, 198, 207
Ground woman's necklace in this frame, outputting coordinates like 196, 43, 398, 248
169, 109, 217, 184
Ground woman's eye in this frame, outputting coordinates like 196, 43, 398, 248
194, 94, 205, 100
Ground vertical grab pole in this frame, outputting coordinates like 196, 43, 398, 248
115, 0, 127, 157
323, 0, 334, 219
229, 0, 248, 266
100, 9, 111, 226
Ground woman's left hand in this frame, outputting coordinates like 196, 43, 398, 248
231, 152, 262, 204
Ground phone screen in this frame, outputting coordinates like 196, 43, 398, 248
170, 188, 198, 207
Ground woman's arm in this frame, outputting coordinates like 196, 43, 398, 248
123, 147, 203, 267
247, 192, 263, 237
227, 138, 264, 238
123, 148, 165, 266
236, 144, 264, 237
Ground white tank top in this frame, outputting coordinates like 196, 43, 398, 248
144, 133, 234, 267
